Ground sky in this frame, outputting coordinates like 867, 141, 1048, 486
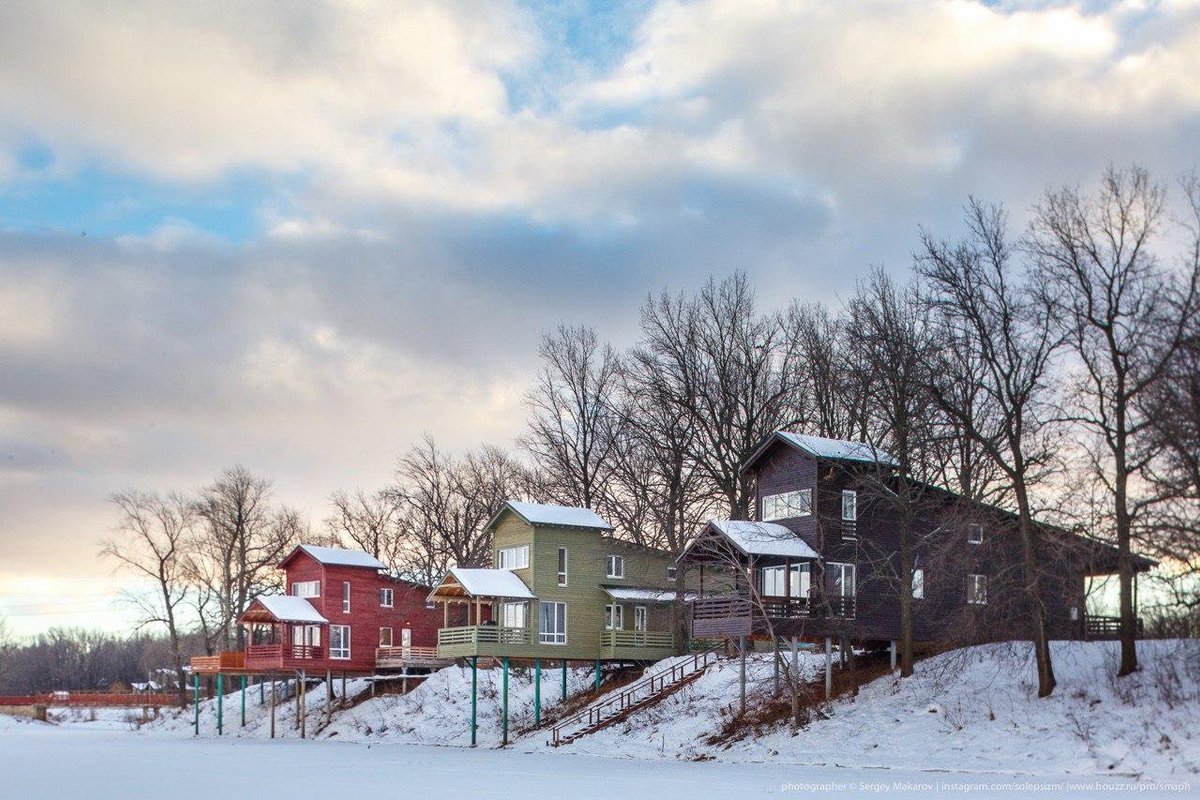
1, 0, 1198, 637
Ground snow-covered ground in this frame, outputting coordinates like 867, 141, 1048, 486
9, 640, 1197, 795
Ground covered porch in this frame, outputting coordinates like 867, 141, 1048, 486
599, 587, 690, 660
428, 567, 536, 659
239, 595, 330, 670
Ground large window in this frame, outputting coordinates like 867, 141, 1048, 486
379, 627, 393, 647
497, 545, 530, 570
606, 555, 625, 579
501, 601, 527, 629
539, 601, 567, 645
557, 547, 568, 586
759, 563, 811, 598
604, 604, 624, 630
292, 625, 320, 646
292, 580, 320, 598
828, 562, 856, 597
967, 524, 984, 545
762, 489, 813, 521
342, 581, 351, 613
379, 587, 394, 608
842, 490, 857, 521
912, 568, 925, 600
330, 625, 351, 659
967, 574, 988, 605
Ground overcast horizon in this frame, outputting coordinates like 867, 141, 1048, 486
1, 0, 1198, 637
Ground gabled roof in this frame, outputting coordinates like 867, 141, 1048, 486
742, 430, 898, 474
241, 595, 328, 624
281, 544, 386, 570
680, 520, 820, 561
428, 567, 536, 601
486, 500, 612, 532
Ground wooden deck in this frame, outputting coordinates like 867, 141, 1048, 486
375, 645, 452, 669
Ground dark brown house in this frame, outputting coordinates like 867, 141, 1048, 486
681, 431, 1153, 648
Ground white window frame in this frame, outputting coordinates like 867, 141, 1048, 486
342, 580, 351, 613
379, 626, 393, 647
828, 562, 857, 598
666, 565, 678, 582
606, 554, 625, 579
501, 601, 527, 629
912, 568, 925, 600
967, 574, 988, 605
604, 603, 624, 630
497, 545, 530, 570
762, 489, 813, 521
634, 606, 647, 632
539, 601, 567, 645
842, 490, 857, 521
293, 624, 321, 647
557, 547, 568, 587
759, 563, 811, 598
967, 524, 984, 545
330, 625, 351, 659
379, 587, 394, 608
291, 580, 320, 598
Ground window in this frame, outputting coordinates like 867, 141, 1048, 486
291, 580, 320, 598
842, 490, 857, 521
912, 568, 925, 600
606, 554, 625, 579
967, 574, 988, 605
634, 606, 647, 631
604, 604, 624, 630
967, 524, 984, 545
759, 563, 811, 598
496, 545, 530, 570
557, 547, 568, 586
330, 625, 351, 659
379, 627, 393, 647
292, 625, 320, 646
342, 581, 351, 613
501, 601, 527, 629
379, 588, 394, 608
828, 562, 856, 597
666, 565, 678, 582
539, 601, 567, 644
762, 489, 813, 521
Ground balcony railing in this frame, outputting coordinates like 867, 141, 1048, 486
245, 644, 323, 664
437, 625, 530, 649
1084, 615, 1144, 640
375, 645, 446, 666
692, 593, 856, 636
601, 629, 674, 650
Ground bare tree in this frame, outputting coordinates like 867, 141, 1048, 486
325, 489, 404, 567
1028, 166, 1200, 676
917, 199, 1065, 697
188, 466, 300, 651
522, 324, 623, 509
102, 490, 194, 701
787, 302, 869, 440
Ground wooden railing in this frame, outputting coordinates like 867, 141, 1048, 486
437, 626, 530, 648
375, 645, 441, 663
245, 644, 323, 662
0, 692, 182, 708
1084, 615, 1144, 640
600, 630, 674, 650
190, 651, 246, 672
692, 596, 754, 637
549, 649, 719, 746
760, 597, 812, 618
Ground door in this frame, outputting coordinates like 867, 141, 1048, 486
401, 627, 412, 656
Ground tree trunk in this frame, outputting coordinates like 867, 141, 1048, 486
1017, 492, 1055, 697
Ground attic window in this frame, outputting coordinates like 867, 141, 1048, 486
967, 524, 984, 545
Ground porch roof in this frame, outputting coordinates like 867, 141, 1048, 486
681, 520, 820, 561
428, 567, 535, 601
602, 586, 698, 603
241, 595, 328, 624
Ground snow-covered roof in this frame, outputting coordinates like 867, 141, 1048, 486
246, 595, 329, 624
287, 544, 386, 570
777, 432, 897, 466
432, 567, 536, 599
602, 586, 698, 603
489, 500, 612, 531
704, 520, 820, 559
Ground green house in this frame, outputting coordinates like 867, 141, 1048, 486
428, 501, 687, 663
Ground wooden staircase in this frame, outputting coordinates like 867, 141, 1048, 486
548, 650, 721, 746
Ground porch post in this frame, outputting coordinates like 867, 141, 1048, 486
470, 657, 478, 747
299, 669, 306, 739
594, 658, 601, 691
443, 601, 448, 628
501, 656, 510, 746
240, 674, 246, 728
326, 669, 333, 703
824, 637, 832, 700
341, 671, 346, 698
259, 677, 264, 704
192, 671, 199, 736
216, 673, 223, 735
534, 658, 541, 727
562, 659, 568, 701
773, 637, 780, 696
269, 673, 276, 739
889, 640, 897, 672
739, 636, 746, 715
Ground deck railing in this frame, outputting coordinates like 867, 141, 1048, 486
692, 593, 855, 636
245, 644, 323, 662
437, 625, 530, 648
190, 651, 246, 672
375, 645, 442, 663
600, 630, 674, 650
1084, 615, 1144, 640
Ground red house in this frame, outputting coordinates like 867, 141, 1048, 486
236, 545, 446, 675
